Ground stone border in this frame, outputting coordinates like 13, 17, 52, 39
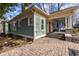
65, 34, 72, 42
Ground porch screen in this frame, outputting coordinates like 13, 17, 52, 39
58, 22, 65, 28
53, 21, 65, 28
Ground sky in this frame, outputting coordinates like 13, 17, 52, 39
4, 3, 79, 20
4, 3, 22, 20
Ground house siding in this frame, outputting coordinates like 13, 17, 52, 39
8, 13, 34, 37
46, 20, 49, 33
34, 13, 46, 39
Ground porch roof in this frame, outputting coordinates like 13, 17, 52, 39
48, 7, 77, 20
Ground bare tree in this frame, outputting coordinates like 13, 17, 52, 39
58, 3, 65, 11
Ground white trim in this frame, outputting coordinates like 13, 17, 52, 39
65, 34, 72, 37
40, 15, 46, 32
34, 5, 49, 15
34, 13, 46, 39
40, 18, 44, 30
34, 13, 36, 37
65, 16, 68, 29
8, 32, 33, 39
34, 34, 46, 39
69, 15, 73, 28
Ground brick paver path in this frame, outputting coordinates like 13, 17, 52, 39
0, 37, 79, 56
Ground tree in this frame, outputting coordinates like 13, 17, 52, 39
58, 3, 66, 11
0, 3, 18, 19
0, 3, 18, 34
21, 3, 31, 12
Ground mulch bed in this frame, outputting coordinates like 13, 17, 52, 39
0, 34, 33, 54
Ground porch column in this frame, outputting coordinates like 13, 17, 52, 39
65, 15, 73, 29
69, 15, 73, 29
48, 21, 53, 33
65, 15, 73, 34
65, 16, 68, 29
50, 21, 53, 32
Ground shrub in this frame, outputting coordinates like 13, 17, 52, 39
72, 28, 79, 33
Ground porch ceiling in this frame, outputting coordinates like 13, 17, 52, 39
48, 7, 77, 20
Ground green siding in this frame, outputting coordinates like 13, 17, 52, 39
9, 13, 47, 38
9, 16, 34, 36
9, 23, 13, 32
8, 23, 11, 32
46, 20, 48, 33
35, 13, 46, 36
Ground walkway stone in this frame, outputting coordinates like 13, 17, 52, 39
0, 37, 79, 56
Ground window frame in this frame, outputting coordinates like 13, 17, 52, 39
28, 17, 33, 26
12, 21, 16, 32
41, 18, 44, 30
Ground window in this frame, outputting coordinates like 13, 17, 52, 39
28, 17, 33, 26
41, 19, 44, 30
18, 20, 21, 27
21, 17, 28, 27
12, 22, 16, 31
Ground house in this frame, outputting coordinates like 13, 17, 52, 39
8, 5, 79, 40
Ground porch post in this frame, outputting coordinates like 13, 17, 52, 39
65, 15, 73, 29
48, 21, 53, 33
47, 21, 49, 33
65, 15, 73, 34
69, 15, 73, 29
50, 21, 53, 32
65, 16, 68, 29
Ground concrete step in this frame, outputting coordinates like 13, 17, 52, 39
47, 33, 65, 40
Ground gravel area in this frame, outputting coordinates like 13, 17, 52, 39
0, 37, 79, 56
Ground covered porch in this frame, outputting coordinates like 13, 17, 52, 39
46, 7, 76, 40
47, 16, 73, 33
47, 16, 73, 40
47, 7, 75, 34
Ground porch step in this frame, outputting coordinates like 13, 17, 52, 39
47, 32, 65, 40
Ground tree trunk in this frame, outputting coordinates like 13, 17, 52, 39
58, 3, 60, 11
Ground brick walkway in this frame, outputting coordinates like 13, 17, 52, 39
0, 37, 79, 56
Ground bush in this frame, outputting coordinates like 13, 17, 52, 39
72, 28, 79, 33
